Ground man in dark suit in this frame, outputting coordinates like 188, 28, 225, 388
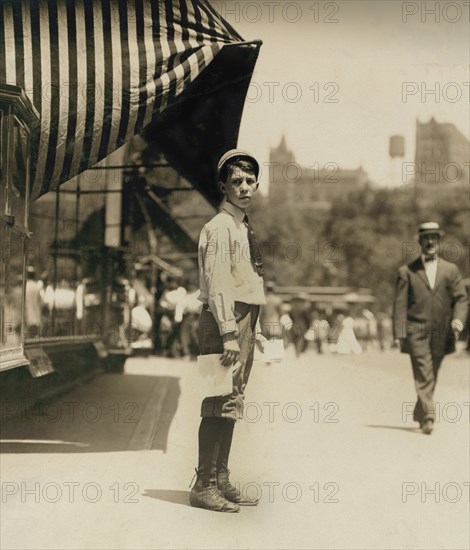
393, 222, 468, 434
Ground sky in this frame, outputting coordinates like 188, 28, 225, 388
211, 0, 470, 190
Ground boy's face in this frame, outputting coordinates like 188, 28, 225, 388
221, 166, 259, 211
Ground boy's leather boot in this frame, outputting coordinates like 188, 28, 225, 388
217, 470, 259, 506
190, 470, 239, 512
216, 420, 259, 506
190, 417, 239, 512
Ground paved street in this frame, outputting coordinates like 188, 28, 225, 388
1, 346, 469, 550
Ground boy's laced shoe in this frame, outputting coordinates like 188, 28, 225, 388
217, 470, 259, 506
190, 470, 240, 512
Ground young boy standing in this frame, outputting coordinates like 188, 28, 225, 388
190, 149, 266, 513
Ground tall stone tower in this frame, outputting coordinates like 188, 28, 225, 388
268, 135, 296, 202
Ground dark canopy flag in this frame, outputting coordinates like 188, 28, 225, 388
0, 0, 260, 201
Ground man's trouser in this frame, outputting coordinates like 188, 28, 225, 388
406, 326, 447, 423
198, 302, 259, 422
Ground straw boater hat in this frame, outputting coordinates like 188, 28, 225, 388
417, 221, 445, 238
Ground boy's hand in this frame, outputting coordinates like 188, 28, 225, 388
220, 332, 240, 366
255, 333, 267, 353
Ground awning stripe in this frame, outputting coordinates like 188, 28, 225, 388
42, 0, 60, 188
192, 2, 217, 69
4, 4, 16, 85
49, 1, 68, 188
35, 1, 51, 193
126, 1, 143, 143
0, 0, 246, 199
59, 0, 77, 186
168, 3, 192, 101
20, 2, 33, 103
30, 3, 42, 115
64, 0, 87, 194
174, 1, 203, 89
97, 0, 113, 162
134, 0, 148, 134
78, 0, 96, 175
141, 0, 157, 128
86, 2, 104, 171
12, 3, 24, 90
106, 0, 124, 157
117, 1, 130, 151
0, 8, 5, 85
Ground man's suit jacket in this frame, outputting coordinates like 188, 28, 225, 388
393, 257, 468, 356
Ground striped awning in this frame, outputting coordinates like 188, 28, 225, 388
0, 0, 257, 200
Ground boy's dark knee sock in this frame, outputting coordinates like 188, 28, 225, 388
217, 419, 235, 473
197, 417, 225, 477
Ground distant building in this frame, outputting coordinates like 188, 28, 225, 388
268, 135, 369, 209
414, 118, 469, 185
270, 134, 296, 167
389, 135, 406, 188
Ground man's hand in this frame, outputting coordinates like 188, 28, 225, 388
220, 332, 240, 367
255, 333, 267, 353
394, 338, 405, 351
451, 320, 463, 343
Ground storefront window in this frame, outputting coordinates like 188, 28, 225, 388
28, 174, 98, 340
2, 230, 24, 350
10, 122, 29, 226
27, 166, 129, 344
0, 95, 34, 370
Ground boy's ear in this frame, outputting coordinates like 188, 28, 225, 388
255, 182, 259, 190
218, 180, 226, 191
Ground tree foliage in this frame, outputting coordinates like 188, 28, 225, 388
252, 185, 469, 312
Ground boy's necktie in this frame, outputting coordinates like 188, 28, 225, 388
243, 214, 264, 277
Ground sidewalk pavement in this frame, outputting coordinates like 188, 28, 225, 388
1, 347, 469, 549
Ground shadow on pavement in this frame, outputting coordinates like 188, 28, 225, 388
364, 424, 421, 434
142, 489, 191, 507
151, 378, 181, 452
0, 373, 181, 454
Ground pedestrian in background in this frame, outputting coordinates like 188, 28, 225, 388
376, 312, 392, 351
309, 309, 330, 354
336, 312, 362, 355
393, 222, 468, 434
191, 149, 266, 512
260, 281, 283, 340
159, 276, 187, 357
178, 285, 202, 360
24, 266, 43, 338
289, 293, 311, 357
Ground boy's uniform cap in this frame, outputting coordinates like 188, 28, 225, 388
217, 149, 260, 180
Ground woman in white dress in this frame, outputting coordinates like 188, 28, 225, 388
336, 315, 362, 354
